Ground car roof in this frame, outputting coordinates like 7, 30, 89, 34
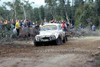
43, 23, 61, 26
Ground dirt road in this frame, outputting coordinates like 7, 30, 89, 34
0, 36, 100, 67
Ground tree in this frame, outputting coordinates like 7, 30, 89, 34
33, 8, 40, 22
96, 0, 100, 16
89, 0, 93, 2
75, 2, 99, 28
4, 0, 23, 20
0, 6, 8, 20
74, 0, 84, 8
39, 6, 45, 22
23, 0, 34, 20
59, 0, 66, 21
45, 0, 57, 20
66, 0, 72, 22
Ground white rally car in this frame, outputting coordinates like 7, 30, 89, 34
34, 23, 67, 46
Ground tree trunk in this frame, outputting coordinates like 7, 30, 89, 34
23, 5, 26, 20
13, 1, 17, 20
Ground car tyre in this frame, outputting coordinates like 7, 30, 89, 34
63, 36, 67, 43
63, 37, 66, 43
34, 42, 38, 46
34, 39, 40, 46
56, 37, 62, 45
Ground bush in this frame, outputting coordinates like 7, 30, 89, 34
0, 26, 12, 42
75, 3, 99, 28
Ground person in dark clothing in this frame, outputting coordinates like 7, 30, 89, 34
27, 20, 32, 27
3, 20, 8, 30
0, 20, 3, 29
79, 24, 83, 29
69, 24, 74, 29
92, 24, 96, 31
6, 20, 11, 30
62, 22, 67, 31
15, 20, 20, 36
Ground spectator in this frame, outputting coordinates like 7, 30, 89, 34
69, 24, 73, 29
66, 22, 69, 28
0, 20, 3, 28
62, 21, 67, 31
79, 24, 83, 29
15, 20, 20, 36
20, 20, 23, 27
0, 20, 2, 25
35, 21, 39, 28
56, 21, 60, 24
4, 20, 8, 25
22, 20, 26, 29
27, 20, 33, 27
92, 24, 96, 31
40, 22, 44, 27
11, 19, 15, 32
59, 21, 62, 24
6, 20, 11, 30
3, 20, 8, 29
43, 19, 48, 25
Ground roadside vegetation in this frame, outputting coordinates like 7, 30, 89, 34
0, 0, 99, 27
0, 0, 100, 67
0, 0, 100, 40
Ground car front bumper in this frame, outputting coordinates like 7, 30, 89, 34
35, 39, 56, 43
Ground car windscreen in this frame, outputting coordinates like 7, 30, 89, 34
40, 25, 57, 31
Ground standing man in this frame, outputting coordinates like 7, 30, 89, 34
6, 20, 11, 30
15, 20, 20, 36
69, 24, 74, 29
22, 20, 26, 29
43, 19, 48, 25
27, 20, 33, 27
92, 24, 96, 31
79, 24, 83, 29
4, 20, 8, 29
0, 20, 3, 28
62, 21, 67, 31
11, 19, 15, 32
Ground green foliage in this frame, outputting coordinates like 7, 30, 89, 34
0, 26, 12, 42
95, 0, 100, 16
66, 0, 72, 21
0, 6, 8, 20
75, 8, 83, 27
33, 8, 40, 22
45, 0, 57, 20
39, 6, 45, 22
75, 2, 99, 28
0, 0, 99, 28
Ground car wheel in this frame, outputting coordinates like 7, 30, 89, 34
34, 39, 39, 46
56, 37, 62, 45
34, 42, 38, 46
66, 36, 68, 41
63, 37, 66, 43
63, 36, 67, 43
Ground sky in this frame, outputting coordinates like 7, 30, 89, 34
1, 0, 95, 9
0, 0, 46, 9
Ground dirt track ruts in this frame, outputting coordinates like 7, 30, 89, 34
0, 36, 100, 67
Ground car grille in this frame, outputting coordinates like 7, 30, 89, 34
42, 37, 50, 40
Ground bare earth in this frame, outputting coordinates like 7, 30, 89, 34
0, 36, 100, 67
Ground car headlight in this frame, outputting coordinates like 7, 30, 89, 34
54, 33, 59, 38
35, 36, 40, 41
50, 35, 56, 40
